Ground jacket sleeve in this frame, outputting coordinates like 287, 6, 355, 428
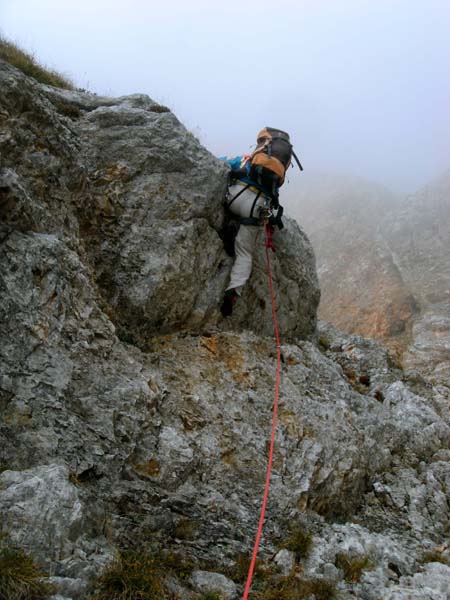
218, 156, 243, 171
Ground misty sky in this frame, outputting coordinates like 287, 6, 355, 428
1, 0, 449, 194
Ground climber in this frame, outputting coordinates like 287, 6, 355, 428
219, 155, 276, 316
219, 128, 302, 317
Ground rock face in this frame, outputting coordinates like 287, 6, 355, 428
0, 59, 319, 344
285, 176, 418, 347
286, 172, 450, 384
1, 59, 450, 600
383, 173, 450, 384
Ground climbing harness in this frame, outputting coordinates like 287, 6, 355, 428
226, 182, 264, 226
226, 183, 279, 228
242, 223, 282, 600
226, 182, 251, 209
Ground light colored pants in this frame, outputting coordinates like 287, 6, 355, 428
225, 184, 268, 295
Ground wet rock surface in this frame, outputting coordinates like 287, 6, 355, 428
1, 59, 450, 599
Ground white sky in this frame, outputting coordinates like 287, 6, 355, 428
1, 0, 449, 194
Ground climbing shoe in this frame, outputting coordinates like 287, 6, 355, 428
220, 289, 238, 317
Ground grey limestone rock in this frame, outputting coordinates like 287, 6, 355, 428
0, 464, 114, 587
221, 216, 320, 340
0, 464, 82, 557
0, 57, 319, 344
190, 570, 238, 599
47, 577, 87, 600
381, 562, 450, 600
273, 548, 296, 576
1, 58, 450, 600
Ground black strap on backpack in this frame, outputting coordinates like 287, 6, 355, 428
292, 149, 303, 171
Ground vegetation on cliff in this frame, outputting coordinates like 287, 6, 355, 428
0, 36, 74, 89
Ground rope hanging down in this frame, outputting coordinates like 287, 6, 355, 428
242, 223, 282, 600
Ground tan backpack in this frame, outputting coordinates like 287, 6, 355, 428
248, 127, 303, 198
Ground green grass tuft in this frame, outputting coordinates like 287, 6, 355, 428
0, 545, 53, 600
161, 551, 196, 581
88, 549, 197, 599
0, 36, 74, 89
250, 574, 338, 600
422, 550, 450, 567
334, 552, 373, 583
89, 550, 167, 599
282, 528, 313, 561
224, 553, 276, 585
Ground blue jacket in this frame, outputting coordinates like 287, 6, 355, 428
220, 155, 271, 197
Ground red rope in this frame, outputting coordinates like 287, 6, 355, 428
242, 224, 281, 600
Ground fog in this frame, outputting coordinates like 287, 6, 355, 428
1, 0, 449, 194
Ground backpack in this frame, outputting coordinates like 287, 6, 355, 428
248, 127, 303, 199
